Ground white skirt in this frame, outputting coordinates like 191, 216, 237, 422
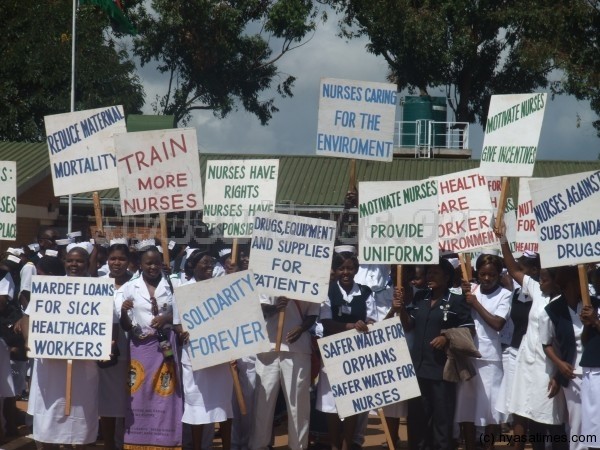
455, 359, 503, 426
582, 368, 600, 437
0, 340, 15, 397
182, 362, 233, 425
316, 368, 337, 414
494, 346, 517, 419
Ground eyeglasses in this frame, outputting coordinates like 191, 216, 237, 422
150, 297, 158, 316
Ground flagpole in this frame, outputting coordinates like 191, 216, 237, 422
68, 0, 76, 234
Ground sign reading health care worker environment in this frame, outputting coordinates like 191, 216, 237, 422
44, 106, 126, 196
249, 212, 336, 302
515, 178, 540, 254
529, 170, 600, 268
358, 180, 438, 264
0, 162, 17, 240
316, 78, 397, 162
175, 270, 270, 371
318, 318, 420, 419
27, 276, 115, 359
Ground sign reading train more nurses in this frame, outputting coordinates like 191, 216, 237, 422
0, 162, 16, 241
316, 78, 397, 162
318, 318, 420, 419
44, 106, 126, 196
27, 276, 115, 360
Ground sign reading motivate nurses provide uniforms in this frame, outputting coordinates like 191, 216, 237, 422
318, 318, 420, 419
44, 106, 126, 196
316, 78, 397, 162
515, 178, 540, 254
27, 276, 114, 360
115, 128, 203, 215
480, 93, 547, 177
249, 212, 336, 302
529, 170, 600, 268
358, 180, 438, 264
0, 162, 17, 241
175, 270, 270, 371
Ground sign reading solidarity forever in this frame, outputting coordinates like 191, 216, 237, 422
44, 106, 127, 196
316, 78, 397, 162
515, 178, 540, 254
0, 161, 17, 241
27, 276, 115, 360
318, 318, 420, 419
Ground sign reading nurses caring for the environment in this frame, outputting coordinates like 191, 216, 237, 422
44, 106, 127, 196
479, 93, 547, 177
0, 161, 17, 241
358, 180, 439, 264
316, 78, 397, 162
515, 177, 540, 254
115, 128, 203, 215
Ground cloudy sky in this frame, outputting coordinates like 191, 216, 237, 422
136, 9, 600, 161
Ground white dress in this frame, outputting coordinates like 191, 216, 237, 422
0, 273, 15, 398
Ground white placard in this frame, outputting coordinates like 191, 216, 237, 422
318, 318, 420, 419
480, 93, 547, 177
486, 177, 517, 254
44, 106, 126, 196
115, 128, 203, 215
515, 178, 540, 254
358, 180, 439, 264
529, 170, 600, 268
0, 161, 17, 241
203, 159, 279, 238
175, 270, 270, 371
249, 212, 336, 302
316, 78, 397, 162
27, 276, 115, 360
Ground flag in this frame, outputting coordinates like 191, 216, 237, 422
80, 0, 137, 35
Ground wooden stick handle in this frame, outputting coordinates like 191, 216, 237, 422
349, 159, 357, 192
65, 360, 73, 416
231, 239, 238, 266
494, 177, 510, 232
93, 192, 103, 232
396, 265, 403, 288
465, 253, 473, 280
377, 408, 395, 450
275, 309, 286, 352
458, 254, 470, 282
230, 362, 247, 415
579, 265, 591, 307
159, 214, 170, 267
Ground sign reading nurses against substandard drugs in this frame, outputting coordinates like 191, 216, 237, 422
318, 318, 420, 419
358, 180, 438, 264
529, 170, 600, 268
515, 178, 540, 254
27, 276, 115, 360
203, 159, 279, 238
115, 128, 203, 215
0, 162, 16, 241
175, 270, 270, 371
316, 78, 397, 162
44, 106, 126, 196
480, 93, 547, 177
249, 212, 336, 302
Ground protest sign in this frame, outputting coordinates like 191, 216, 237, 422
487, 177, 517, 253
0, 162, 16, 241
27, 276, 115, 360
203, 159, 279, 238
529, 170, 600, 267
480, 93, 547, 177
115, 128, 203, 215
44, 106, 126, 196
318, 318, 420, 419
358, 180, 438, 264
175, 270, 270, 371
249, 212, 336, 302
515, 178, 540, 254
316, 78, 397, 162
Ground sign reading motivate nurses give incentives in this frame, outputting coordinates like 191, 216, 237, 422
480, 93, 547, 177
44, 106, 126, 196
27, 276, 114, 360
318, 318, 420, 419
175, 271, 270, 371
515, 178, 540, 254
529, 170, 600, 268
316, 78, 397, 162
249, 212, 336, 302
0, 162, 17, 241
115, 128, 203, 215
358, 180, 438, 264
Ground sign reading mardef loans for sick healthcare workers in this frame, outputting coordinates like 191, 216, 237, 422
316, 78, 397, 162
27, 276, 115, 360
175, 270, 270, 371
44, 106, 127, 196
479, 93, 547, 177
115, 128, 203, 215
358, 180, 439, 264
249, 212, 336, 303
318, 318, 420, 419
529, 170, 600, 268
0, 162, 17, 241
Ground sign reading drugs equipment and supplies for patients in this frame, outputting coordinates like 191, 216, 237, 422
358, 180, 439, 264
115, 128, 203, 215
175, 270, 270, 371
249, 212, 336, 302
27, 276, 115, 360
44, 106, 126, 196
529, 170, 600, 268
318, 318, 420, 419
0, 161, 16, 240
316, 78, 397, 162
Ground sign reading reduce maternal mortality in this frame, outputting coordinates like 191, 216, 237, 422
0, 162, 16, 240
45, 106, 127, 196
318, 318, 420, 419
27, 276, 115, 360
316, 78, 397, 162
115, 128, 203, 215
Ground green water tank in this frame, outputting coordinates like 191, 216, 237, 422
401, 96, 447, 147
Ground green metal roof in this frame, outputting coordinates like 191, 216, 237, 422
0, 141, 50, 194
126, 115, 176, 132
